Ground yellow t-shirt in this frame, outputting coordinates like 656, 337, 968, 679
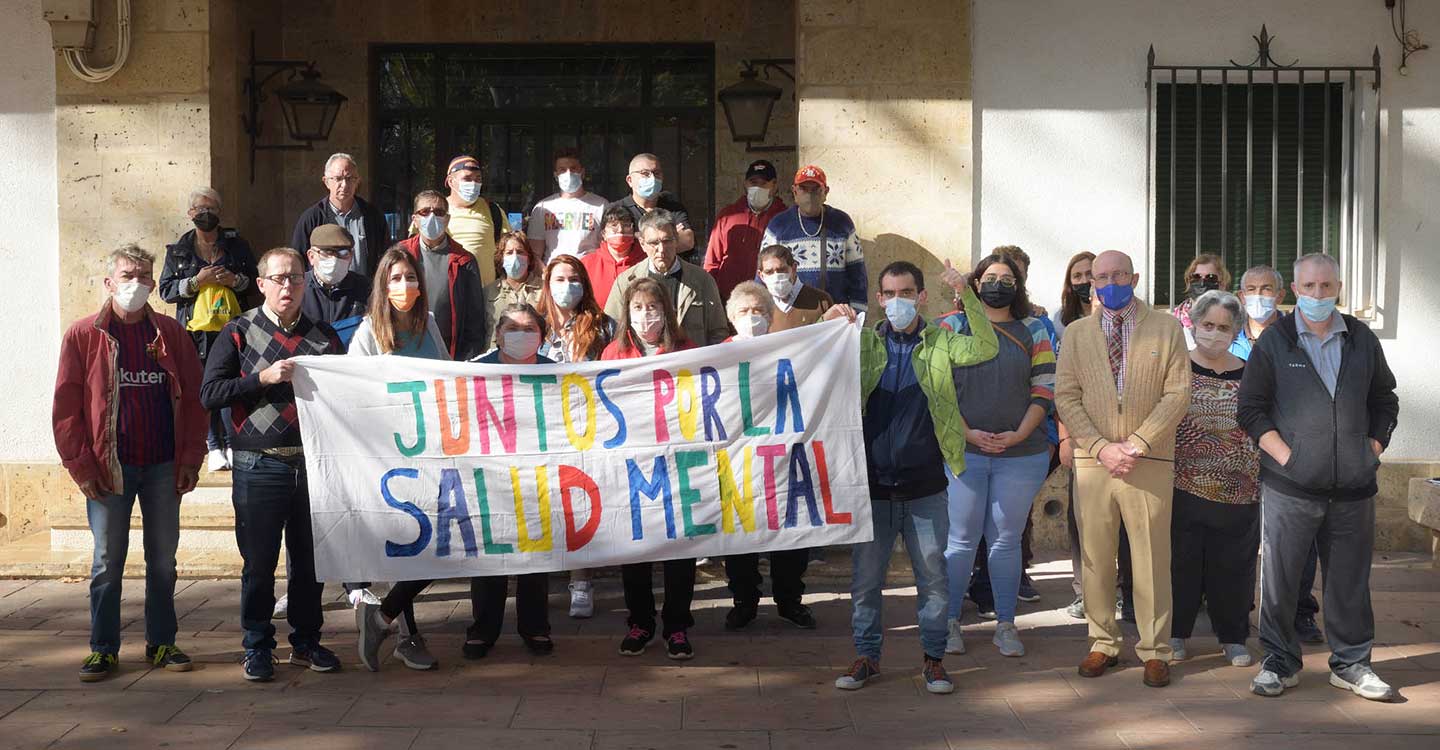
447, 198, 511, 285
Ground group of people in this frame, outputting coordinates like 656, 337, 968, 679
52, 148, 1398, 706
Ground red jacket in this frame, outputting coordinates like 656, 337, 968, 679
703, 195, 786, 301
582, 240, 646, 309
600, 336, 696, 360
52, 302, 207, 494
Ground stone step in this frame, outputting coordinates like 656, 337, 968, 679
47, 485, 237, 553
0, 531, 261, 578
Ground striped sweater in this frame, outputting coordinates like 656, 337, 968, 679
1054, 300, 1191, 462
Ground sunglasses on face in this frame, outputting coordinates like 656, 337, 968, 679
1188, 273, 1221, 284
414, 207, 448, 217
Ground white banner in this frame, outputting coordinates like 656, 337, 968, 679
291, 319, 873, 581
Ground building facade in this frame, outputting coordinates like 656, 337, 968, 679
2, 0, 1435, 557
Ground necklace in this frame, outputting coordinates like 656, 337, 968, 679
798, 206, 825, 238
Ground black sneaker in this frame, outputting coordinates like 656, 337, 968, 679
289, 642, 341, 672
619, 625, 653, 656
777, 602, 817, 629
78, 652, 118, 683
1295, 615, 1324, 644
725, 602, 758, 631
1017, 575, 1042, 603
665, 630, 694, 660
146, 644, 193, 672
242, 648, 274, 682
462, 640, 492, 660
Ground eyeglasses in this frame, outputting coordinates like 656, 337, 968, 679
980, 276, 1017, 289
324, 175, 358, 184
1187, 273, 1221, 284
629, 169, 662, 178
1092, 271, 1133, 285
313, 248, 352, 259
261, 273, 305, 287
414, 207, 448, 217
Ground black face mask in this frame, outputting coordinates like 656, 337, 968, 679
1073, 282, 1092, 305
192, 211, 220, 232
1187, 279, 1220, 300
979, 281, 1018, 310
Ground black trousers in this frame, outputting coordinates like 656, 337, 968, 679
467, 574, 551, 644
622, 559, 696, 637
1170, 489, 1260, 642
1296, 541, 1321, 619
724, 548, 810, 607
231, 451, 322, 651
379, 580, 426, 634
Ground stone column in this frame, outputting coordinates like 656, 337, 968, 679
797, 0, 972, 316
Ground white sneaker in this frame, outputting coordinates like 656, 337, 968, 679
1222, 643, 1252, 667
1251, 668, 1300, 697
347, 588, 381, 608
207, 448, 230, 472
1330, 669, 1394, 701
272, 594, 288, 619
1169, 637, 1188, 662
569, 581, 594, 619
992, 622, 1025, 657
945, 618, 966, 655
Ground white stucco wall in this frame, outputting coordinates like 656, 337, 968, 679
974, 0, 1440, 461
0, 0, 61, 462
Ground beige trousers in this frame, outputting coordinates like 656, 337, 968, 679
1074, 458, 1174, 662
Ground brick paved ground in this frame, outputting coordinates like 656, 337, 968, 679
0, 553, 1436, 749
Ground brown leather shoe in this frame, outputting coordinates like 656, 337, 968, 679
1077, 651, 1119, 678
1143, 659, 1171, 687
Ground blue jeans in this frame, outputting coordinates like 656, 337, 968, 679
87, 462, 180, 655
850, 492, 949, 661
945, 451, 1051, 622
232, 450, 324, 651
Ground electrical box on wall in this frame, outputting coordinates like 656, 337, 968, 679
42, 0, 96, 51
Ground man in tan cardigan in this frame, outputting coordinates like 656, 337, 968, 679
1055, 250, 1190, 688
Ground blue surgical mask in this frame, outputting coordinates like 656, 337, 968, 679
455, 180, 482, 204
883, 296, 918, 330
635, 174, 661, 200
502, 253, 526, 280
1244, 294, 1277, 322
418, 213, 447, 241
1096, 282, 1134, 311
1295, 294, 1338, 323
550, 280, 582, 309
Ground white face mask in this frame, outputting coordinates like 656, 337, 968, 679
556, 170, 583, 194
313, 255, 350, 284
762, 272, 795, 300
733, 313, 769, 339
550, 280, 582, 310
502, 253, 527, 280
455, 180, 482, 204
418, 213, 448, 241
631, 312, 665, 340
1193, 327, 1232, 354
500, 330, 541, 360
746, 186, 772, 211
884, 296, 918, 330
1244, 294, 1277, 322
112, 280, 151, 313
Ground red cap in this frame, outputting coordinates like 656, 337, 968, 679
793, 164, 827, 188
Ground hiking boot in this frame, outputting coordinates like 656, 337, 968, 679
835, 657, 880, 690
777, 602, 816, 629
78, 652, 118, 683
146, 644, 193, 672
922, 657, 954, 694
619, 625, 653, 656
725, 602, 758, 631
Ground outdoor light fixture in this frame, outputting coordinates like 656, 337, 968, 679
243, 31, 348, 182
718, 59, 796, 153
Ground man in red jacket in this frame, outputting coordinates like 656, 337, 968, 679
53, 244, 207, 683
703, 159, 786, 301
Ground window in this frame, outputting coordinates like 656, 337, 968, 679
1147, 40, 1381, 314
372, 44, 715, 245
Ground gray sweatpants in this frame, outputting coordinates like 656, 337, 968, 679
1258, 484, 1375, 681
